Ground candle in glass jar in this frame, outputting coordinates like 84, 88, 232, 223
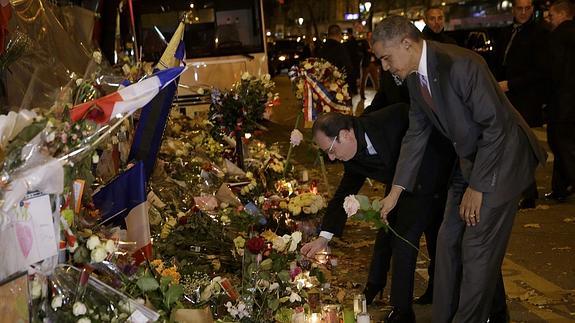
357, 313, 371, 323
302, 169, 309, 182
322, 305, 341, 323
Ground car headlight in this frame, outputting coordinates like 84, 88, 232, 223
278, 55, 286, 61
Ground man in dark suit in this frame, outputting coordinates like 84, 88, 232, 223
373, 16, 546, 323
545, 0, 575, 202
317, 25, 355, 95
496, 0, 548, 209
422, 6, 457, 45
300, 104, 455, 322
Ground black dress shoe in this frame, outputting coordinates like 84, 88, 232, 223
544, 191, 568, 202
363, 282, 385, 305
385, 307, 416, 323
413, 287, 433, 305
487, 307, 510, 323
518, 198, 536, 209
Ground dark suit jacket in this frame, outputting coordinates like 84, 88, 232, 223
422, 26, 457, 45
393, 41, 547, 207
321, 103, 455, 236
495, 20, 548, 127
317, 39, 354, 87
546, 20, 575, 124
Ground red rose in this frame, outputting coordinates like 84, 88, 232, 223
246, 236, 265, 254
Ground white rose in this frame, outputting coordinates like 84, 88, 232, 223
333, 70, 341, 78
104, 239, 116, 253
262, 74, 271, 81
343, 195, 361, 217
51, 295, 63, 309
92, 51, 102, 64
86, 235, 101, 250
289, 231, 302, 252
336, 92, 344, 101
290, 129, 304, 147
72, 302, 87, 316
91, 246, 108, 263
241, 72, 251, 80
75, 78, 84, 86
289, 291, 302, 303
31, 279, 42, 299
269, 282, 279, 291
197, 87, 205, 95
272, 236, 287, 251
77, 318, 91, 323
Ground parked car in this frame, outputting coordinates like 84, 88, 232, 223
268, 39, 310, 76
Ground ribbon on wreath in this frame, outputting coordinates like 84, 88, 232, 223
290, 69, 352, 123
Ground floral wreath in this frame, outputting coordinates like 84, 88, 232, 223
289, 57, 352, 122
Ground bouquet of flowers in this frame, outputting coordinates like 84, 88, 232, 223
208, 72, 278, 138
289, 57, 351, 117
287, 192, 326, 217
227, 230, 316, 322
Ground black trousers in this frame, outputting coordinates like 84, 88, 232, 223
367, 191, 446, 310
547, 123, 575, 194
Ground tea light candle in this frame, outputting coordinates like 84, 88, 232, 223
315, 251, 329, 264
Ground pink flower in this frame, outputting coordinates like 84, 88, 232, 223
290, 266, 302, 280
290, 129, 304, 147
343, 195, 360, 217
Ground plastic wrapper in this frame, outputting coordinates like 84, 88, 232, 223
32, 264, 159, 322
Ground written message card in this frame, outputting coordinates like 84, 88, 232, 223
0, 194, 57, 281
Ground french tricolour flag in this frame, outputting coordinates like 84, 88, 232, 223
70, 66, 186, 124
92, 161, 152, 264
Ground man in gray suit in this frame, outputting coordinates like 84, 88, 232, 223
372, 16, 547, 323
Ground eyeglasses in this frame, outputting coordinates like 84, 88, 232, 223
326, 136, 338, 155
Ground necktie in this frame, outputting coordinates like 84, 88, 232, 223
503, 25, 520, 66
419, 74, 436, 112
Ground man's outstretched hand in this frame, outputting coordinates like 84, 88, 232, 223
300, 236, 329, 258
380, 185, 403, 224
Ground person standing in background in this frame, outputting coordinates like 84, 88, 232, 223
422, 6, 457, 44
359, 32, 381, 100
496, 0, 548, 209
317, 25, 355, 96
544, 0, 575, 202
345, 28, 361, 96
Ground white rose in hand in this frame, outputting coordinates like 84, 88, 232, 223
343, 195, 360, 217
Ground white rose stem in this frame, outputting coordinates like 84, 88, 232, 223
283, 110, 303, 176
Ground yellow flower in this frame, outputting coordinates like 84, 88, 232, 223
161, 266, 181, 285
336, 92, 344, 101
151, 259, 165, 272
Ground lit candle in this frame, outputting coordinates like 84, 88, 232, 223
308, 313, 321, 323
357, 313, 371, 323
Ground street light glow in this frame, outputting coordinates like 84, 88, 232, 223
365, 2, 372, 12
297, 17, 304, 26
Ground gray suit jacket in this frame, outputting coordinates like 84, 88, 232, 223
393, 41, 547, 207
